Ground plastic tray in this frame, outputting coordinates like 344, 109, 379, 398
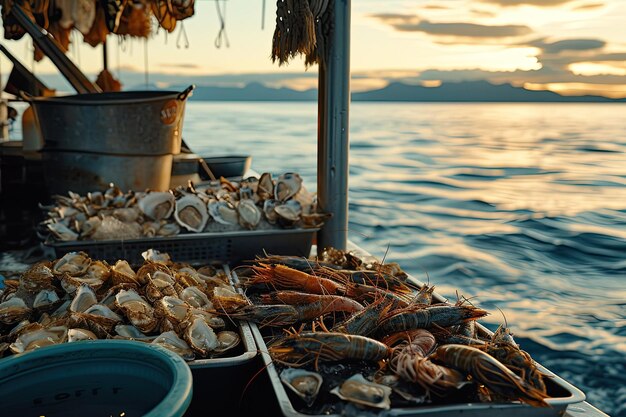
238, 260, 586, 417
45, 228, 318, 266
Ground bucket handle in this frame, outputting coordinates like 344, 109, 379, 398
177, 85, 195, 101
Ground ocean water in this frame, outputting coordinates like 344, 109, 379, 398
185, 101, 626, 416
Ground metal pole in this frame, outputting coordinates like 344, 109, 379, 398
317, 0, 351, 253
103, 39, 108, 71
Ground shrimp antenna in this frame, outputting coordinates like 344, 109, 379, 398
496, 306, 508, 328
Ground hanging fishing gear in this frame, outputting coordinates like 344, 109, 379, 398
271, 0, 332, 67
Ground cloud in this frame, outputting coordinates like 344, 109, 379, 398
370, 14, 533, 39
422, 5, 451, 10
477, 0, 576, 6
530, 38, 606, 54
573, 2, 605, 10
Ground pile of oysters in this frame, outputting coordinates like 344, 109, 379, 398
0, 250, 241, 361
41, 172, 329, 242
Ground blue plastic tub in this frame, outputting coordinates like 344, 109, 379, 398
0, 340, 193, 417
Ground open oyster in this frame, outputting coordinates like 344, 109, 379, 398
280, 368, 323, 407
115, 289, 158, 333
137, 191, 175, 220
183, 317, 218, 356
275, 172, 302, 202
330, 374, 392, 410
67, 328, 98, 342
174, 194, 209, 232
237, 199, 261, 230
52, 252, 91, 276
208, 199, 238, 225
152, 330, 195, 361
10, 326, 68, 354
0, 298, 32, 325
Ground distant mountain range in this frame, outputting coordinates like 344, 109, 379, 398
162, 80, 624, 103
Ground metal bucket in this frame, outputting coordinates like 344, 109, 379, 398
42, 150, 173, 195
26, 86, 193, 155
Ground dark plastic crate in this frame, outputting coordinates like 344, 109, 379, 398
45, 228, 318, 266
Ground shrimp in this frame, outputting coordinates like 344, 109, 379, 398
378, 305, 488, 336
332, 293, 398, 336
257, 291, 364, 317
221, 304, 300, 327
244, 263, 345, 295
389, 330, 469, 397
483, 324, 547, 394
269, 330, 391, 368
431, 344, 550, 407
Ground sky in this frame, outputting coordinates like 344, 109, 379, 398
1, 0, 625, 97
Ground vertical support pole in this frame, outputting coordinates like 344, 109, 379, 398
317, 0, 351, 253
102, 39, 108, 71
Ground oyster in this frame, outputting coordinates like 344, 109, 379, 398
330, 374, 392, 410
174, 194, 209, 232
214, 330, 241, 354
61, 260, 111, 293
136, 262, 172, 286
155, 296, 190, 324
152, 331, 195, 361
33, 289, 61, 313
47, 222, 79, 241
112, 207, 141, 223
19, 262, 55, 293
67, 328, 98, 342
208, 199, 238, 225
114, 324, 156, 341
190, 308, 225, 330
157, 222, 181, 236
0, 298, 32, 325
138, 191, 176, 220
75, 304, 123, 333
69, 284, 98, 313
142, 249, 171, 264
280, 368, 323, 407
180, 286, 213, 310
263, 199, 279, 224
111, 260, 139, 285
212, 287, 250, 311
275, 172, 302, 202
10, 326, 68, 354
274, 200, 302, 227
115, 289, 158, 333
257, 172, 274, 201
237, 199, 262, 230
80, 216, 102, 238
184, 317, 218, 356
52, 252, 91, 276
145, 271, 179, 302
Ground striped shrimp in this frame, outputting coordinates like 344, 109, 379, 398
378, 305, 488, 336
389, 329, 469, 397
431, 344, 550, 407
256, 291, 364, 316
269, 330, 391, 369
245, 263, 345, 295
332, 293, 399, 336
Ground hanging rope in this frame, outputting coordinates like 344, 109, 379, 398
271, 0, 330, 67
214, 0, 229, 48
176, 20, 189, 48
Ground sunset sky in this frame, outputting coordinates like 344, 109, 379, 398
1, 0, 625, 97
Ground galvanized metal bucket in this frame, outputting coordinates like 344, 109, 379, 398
42, 150, 173, 195
25, 86, 193, 155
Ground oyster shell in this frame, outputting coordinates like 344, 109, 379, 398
189, 308, 225, 330
208, 199, 238, 225
60, 260, 110, 293
145, 271, 179, 302
67, 328, 98, 342
52, 252, 91, 276
69, 284, 98, 313
142, 249, 171, 264
263, 199, 279, 224
180, 286, 213, 310
174, 194, 209, 232
257, 172, 274, 201
75, 304, 123, 334
115, 289, 158, 333
274, 200, 302, 227
112, 207, 141, 223
237, 199, 262, 230
137, 191, 176, 220
330, 374, 392, 410
0, 298, 32, 325
136, 262, 172, 286
155, 296, 190, 324
33, 290, 61, 313
111, 260, 139, 285
184, 317, 218, 356
157, 222, 181, 237
214, 330, 241, 354
275, 172, 302, 202
114, 324, 157, 341
152, 331, 195, 361
10, 326, 68, 354
19, 262, 55, 293
47, 222, 79, 241
280, 368, 323, 407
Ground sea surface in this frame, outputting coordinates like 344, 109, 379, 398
184, 101, 626, 416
